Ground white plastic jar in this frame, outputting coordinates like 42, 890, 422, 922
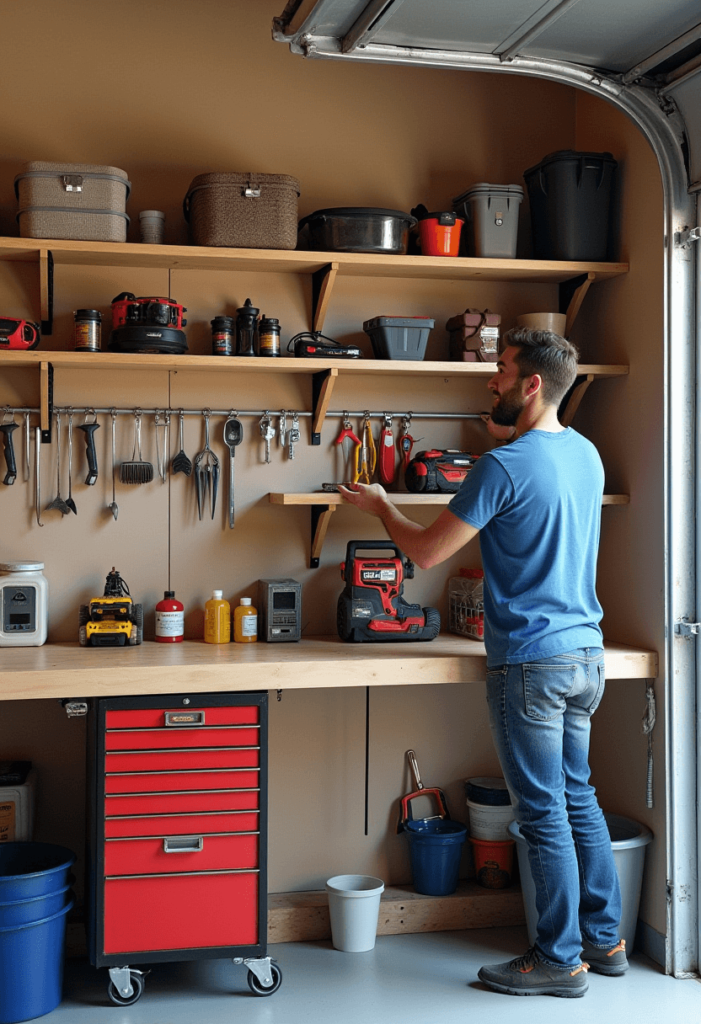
0, 561, 49, 646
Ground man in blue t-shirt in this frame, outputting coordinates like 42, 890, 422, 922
339, 328, 624, 998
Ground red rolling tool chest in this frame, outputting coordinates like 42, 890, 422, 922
87, 691, 281, 1006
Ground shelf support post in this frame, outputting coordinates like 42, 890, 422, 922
40, 361, 53, 442
311, 262, 339, 333
310, 504, 336, 568
311, 368, 338, 445
39, 249, 54, 336
560, 373, 594, 427
559, 272, 595, 337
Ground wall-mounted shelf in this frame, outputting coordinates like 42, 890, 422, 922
269, 492, 631, 567
0, 235, 628, 333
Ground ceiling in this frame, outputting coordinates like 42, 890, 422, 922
273, 0, 701, 188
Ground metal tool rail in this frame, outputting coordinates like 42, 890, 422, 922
3, 406, 482, 420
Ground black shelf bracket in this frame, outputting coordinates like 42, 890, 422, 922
40, 362, 54, 443
41, 250, 54, 336
310, 503, 336, 568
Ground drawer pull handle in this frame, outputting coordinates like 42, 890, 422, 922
165, 711, 205, 727
163, 835, 204, 853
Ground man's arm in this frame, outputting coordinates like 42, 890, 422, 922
337, 483, 479, 569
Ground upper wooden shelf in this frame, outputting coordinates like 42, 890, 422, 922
0, 636, 657, 702
0, 236, 629, 282
0, 350, 630, 377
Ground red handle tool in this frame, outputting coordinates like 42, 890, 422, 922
379, 414, 395, 487
335, 413, 361, 483
397, 415, 415, 474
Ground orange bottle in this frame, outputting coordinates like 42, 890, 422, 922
204, 590, 230, 644
234, 597, 257, 643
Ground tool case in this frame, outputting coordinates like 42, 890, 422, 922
14, 161, 131, 242
183, 172, 300, 249
87, 691, 281, 1006
405, 449, 477, 493
445, 308, 500, 362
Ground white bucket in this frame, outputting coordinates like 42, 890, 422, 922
325, 874, 384, 952
466, 797, 515, 841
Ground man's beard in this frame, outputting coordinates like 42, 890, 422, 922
490, 384, 526, 426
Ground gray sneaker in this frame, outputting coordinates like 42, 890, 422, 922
581, 938, 628, 975
478, 947, 589, 997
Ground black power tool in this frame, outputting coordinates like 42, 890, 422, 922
337, 540, 440, 643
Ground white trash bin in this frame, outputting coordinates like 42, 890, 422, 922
508, 812, 653, 953
325, 875, 384, 952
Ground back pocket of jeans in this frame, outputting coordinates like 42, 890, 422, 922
586, 662, 605, 713
523, 662, 577, 721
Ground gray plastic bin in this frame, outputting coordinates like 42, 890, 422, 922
508, 812, 652, 953
452, 183, 523, 258
363, 316, 434, 361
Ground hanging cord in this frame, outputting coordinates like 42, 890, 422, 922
641, 680, 656, 808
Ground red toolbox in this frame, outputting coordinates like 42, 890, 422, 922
87, 692, 280, 1006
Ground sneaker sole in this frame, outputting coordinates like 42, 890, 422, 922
586, 961, 629, 977
477, 970, 588, 998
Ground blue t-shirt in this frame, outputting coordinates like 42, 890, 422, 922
447, 428, 604, 666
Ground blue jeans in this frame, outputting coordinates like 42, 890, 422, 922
485, 649, 621, 968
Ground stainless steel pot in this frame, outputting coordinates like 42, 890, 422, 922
298, 207, 417, 254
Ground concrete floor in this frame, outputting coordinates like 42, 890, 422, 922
43, 926, 701, 1024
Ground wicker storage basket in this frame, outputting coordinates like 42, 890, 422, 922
14, 161, 131, 242
183, 172, 300, 249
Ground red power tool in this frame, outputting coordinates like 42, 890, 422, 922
337, 540, 440, 643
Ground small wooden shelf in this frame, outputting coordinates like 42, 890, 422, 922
0, 636, 657, 702
269, 492, 630, 566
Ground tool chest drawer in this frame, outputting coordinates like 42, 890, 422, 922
104, 768, 260, 793
105, 788, 259, 816
88, 692, 268, 971
104, 810, 260, 838
105, 706, 259, 729
105, 746, 260, 773
104, 832, 259, 876
105, 725, 259, 751
103, 871, 259, 954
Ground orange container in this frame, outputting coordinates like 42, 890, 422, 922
469, 836, 515, 889
418, 214, 463, 257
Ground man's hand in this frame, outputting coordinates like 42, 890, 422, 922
481, 413, 516, 442
337, 482, 392, 517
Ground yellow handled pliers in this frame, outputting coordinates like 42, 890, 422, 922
354, 413, 377, 484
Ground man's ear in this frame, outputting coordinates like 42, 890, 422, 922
525, 373, 543, 397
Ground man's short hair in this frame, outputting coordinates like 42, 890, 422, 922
504, 327, 579, 406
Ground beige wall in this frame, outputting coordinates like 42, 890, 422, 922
0, 0, 665, 944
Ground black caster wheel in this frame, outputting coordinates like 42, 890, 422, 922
247, 963, 282, 996
107, 972, 144, 1006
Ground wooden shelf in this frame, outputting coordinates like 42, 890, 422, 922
269, 492, 630, 566
0, 636, 657, 702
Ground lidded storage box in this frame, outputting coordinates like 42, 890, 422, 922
363, 316, 434, 360
452, 183, 523, 258
14, 162, 131, 242
184, 172, 300, 250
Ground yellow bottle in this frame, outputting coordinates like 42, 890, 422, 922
234, 597, 258, 643
204, 590, 231, 644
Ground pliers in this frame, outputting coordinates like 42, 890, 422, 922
335, 413, 361, 483
354, 413, 376, 484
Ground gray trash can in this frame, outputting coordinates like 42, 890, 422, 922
508, 812, 652, 953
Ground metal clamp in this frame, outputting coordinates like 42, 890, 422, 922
61, 174, 83, 192
675, 620, 701, 636
244, 186, 261, 198
676, 226, 701, 249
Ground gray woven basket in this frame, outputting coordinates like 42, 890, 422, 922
14, 161, 131, 242
184, 172, 300, 250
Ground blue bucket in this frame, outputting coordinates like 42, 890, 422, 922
0, 883, 73, 927
0, 898, 73, 1024
0, 843, 76, 901
404, 819, 467, 896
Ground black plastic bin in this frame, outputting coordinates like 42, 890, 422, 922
523, 150, 617, 262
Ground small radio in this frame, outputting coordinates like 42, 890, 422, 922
257, 578, 302, 642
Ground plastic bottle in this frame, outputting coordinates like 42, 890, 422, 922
234, 597, 258, 643
155, 590, 184, 643
204, 590, 231, 643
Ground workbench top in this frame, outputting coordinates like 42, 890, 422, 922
0, 636, 657, 701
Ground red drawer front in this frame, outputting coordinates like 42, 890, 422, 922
105, 748, 259, 773
104, 810, 259, 839
106, 706, 259, 729
105, 726, 259, 751
103, 872, 258, 953
104, 832, 259, 876
104, 769, 259, 794
105, 789, 259, 817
